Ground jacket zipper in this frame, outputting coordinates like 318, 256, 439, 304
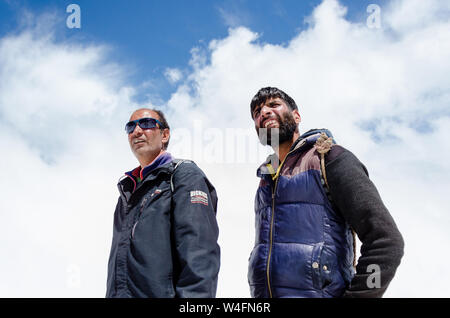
131, 196, 148, 239
266, 177, 279, 298
131, 221, 138, 239
266, 145, 301, 298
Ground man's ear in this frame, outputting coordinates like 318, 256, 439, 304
161, 128, 170, 145
293, 109, 301, 124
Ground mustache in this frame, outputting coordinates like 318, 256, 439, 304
260, 113, 281, 128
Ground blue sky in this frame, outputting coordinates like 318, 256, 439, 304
1, 0, 388, 102
1, 0, 449, 297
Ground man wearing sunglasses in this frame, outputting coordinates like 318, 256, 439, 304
106, 108, 220, 298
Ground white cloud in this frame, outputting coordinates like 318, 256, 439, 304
385, 0, 450, 34
1, 0, 449, 297
0, 13, 138, 297
217, 6, 250, 28
166, 0, 450, 297
164, 67, 183, 84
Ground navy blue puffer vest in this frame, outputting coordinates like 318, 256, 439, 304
248, 129, 355, 298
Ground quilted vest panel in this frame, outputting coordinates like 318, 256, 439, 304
248, 131, 355, 298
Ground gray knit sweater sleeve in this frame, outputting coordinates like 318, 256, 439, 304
325, 145, 404, 298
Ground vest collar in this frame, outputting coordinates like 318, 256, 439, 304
256, 128, 334, 179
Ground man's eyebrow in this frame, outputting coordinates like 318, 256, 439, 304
266, 100, 280, 106
253, 99, 281, 113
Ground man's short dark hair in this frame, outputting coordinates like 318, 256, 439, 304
152, 109, 170, 150
250, 87, 298, 117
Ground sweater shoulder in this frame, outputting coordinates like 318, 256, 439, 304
325, 145, 369, 177
326, 144, 347, 163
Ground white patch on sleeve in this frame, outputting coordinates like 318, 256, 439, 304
190, 190, 208, 206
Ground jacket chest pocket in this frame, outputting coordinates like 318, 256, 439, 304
136, 186, 171, 220
131, 187, 171, 240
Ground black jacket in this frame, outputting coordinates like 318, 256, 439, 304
106, 157, 220, 298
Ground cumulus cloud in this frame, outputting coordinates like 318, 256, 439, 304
0, 13, 139, 297
1, 0, 449, 297
164, 67, 183, 84
166, 0, 450, 297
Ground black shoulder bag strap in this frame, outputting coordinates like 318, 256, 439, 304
170, 159, 194, 193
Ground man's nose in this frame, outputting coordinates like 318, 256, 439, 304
260, 105, 272, 117
131, 123, 144, 136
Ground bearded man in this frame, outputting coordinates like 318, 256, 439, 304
247, 87, 404, 298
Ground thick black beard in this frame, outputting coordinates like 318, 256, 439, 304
257, 111, 298, 146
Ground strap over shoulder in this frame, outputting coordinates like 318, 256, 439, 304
170, 159, 194, 192
315, 132, 334, 155
315, 132, 334, 189
315, 133, 357, 268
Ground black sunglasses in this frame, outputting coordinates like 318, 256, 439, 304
125, 117, 164, 134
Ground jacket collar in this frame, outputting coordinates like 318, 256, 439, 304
125, 152, 174, 181
119, 152, 174, 195
256, 128, 334, 178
